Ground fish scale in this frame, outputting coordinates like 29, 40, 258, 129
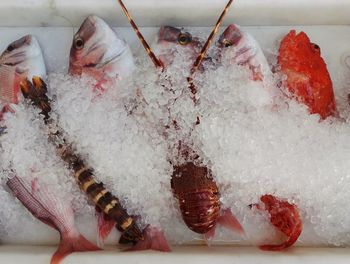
7, 176, 73, 233
0, 65, 17, 104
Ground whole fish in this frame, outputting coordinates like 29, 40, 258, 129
0, 35, 100, 263
69, 16, 170, 251
217, 24, 271, 81
151, 26, 244, 240
69, 15, 135, 91
0, 35, 46, 105
278, 30, 337, 119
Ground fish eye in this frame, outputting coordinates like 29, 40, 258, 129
6, 45, 14, 52
222, 39, 232, 47
178, 33, 192, 45
312, 43, 320, 52
74, 38, 85, 50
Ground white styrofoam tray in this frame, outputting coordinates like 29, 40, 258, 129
1, 0, 350, 263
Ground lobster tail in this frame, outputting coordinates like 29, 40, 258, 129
20, 77, 51, 120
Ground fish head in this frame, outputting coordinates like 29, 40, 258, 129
69, 15, 134, 81
0, 35, 46, 104
218, 24, 271, 81
278, 30, 323, 65
153, 26, 202, 67
217, 24, 252, 67
218, 24, 243, 49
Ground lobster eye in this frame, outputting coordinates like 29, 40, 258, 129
222, 39, 232, 47
178, 33, 192, 45
74, 38, 84, 50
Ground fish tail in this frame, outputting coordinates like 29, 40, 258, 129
51, 231, 101, 264
20, 77, 51, 119
124, 226, 171, 252
96, 210, 115, 246
217, 208, 245, 235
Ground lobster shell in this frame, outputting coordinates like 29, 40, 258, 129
171, 162, 221, 234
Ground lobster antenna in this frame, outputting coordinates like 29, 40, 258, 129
116, 0, 163, 69
190, 0, 234, 76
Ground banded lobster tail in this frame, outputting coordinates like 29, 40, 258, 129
20, 76, 143, 245
116, 0, 244, 239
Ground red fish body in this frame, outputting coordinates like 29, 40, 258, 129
278, 30, 337, 119
7, 176, 100, 264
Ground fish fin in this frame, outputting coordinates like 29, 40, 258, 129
96, 211, 115, 247
0, 65, 19, 104
126, 226, 171, 252
217, 208, 245, 235
204, 228, 216, 245
51, 231, 101, 264
94, 79, 108, 93
0, 104, 15, 122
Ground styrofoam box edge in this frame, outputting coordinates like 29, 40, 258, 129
1, 245, 350, 264
2, 0, 350, 27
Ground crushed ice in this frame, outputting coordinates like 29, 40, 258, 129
1, 28, 350, 247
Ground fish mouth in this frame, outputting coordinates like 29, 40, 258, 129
219, 24, 243, 47
68, 61, 82, 75
69, 46, 128, 75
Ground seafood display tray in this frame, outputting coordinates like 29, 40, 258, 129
1, 0, 350, 263
0, 24, 349, 263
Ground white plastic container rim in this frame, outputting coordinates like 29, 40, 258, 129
1, 0, 350, 263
